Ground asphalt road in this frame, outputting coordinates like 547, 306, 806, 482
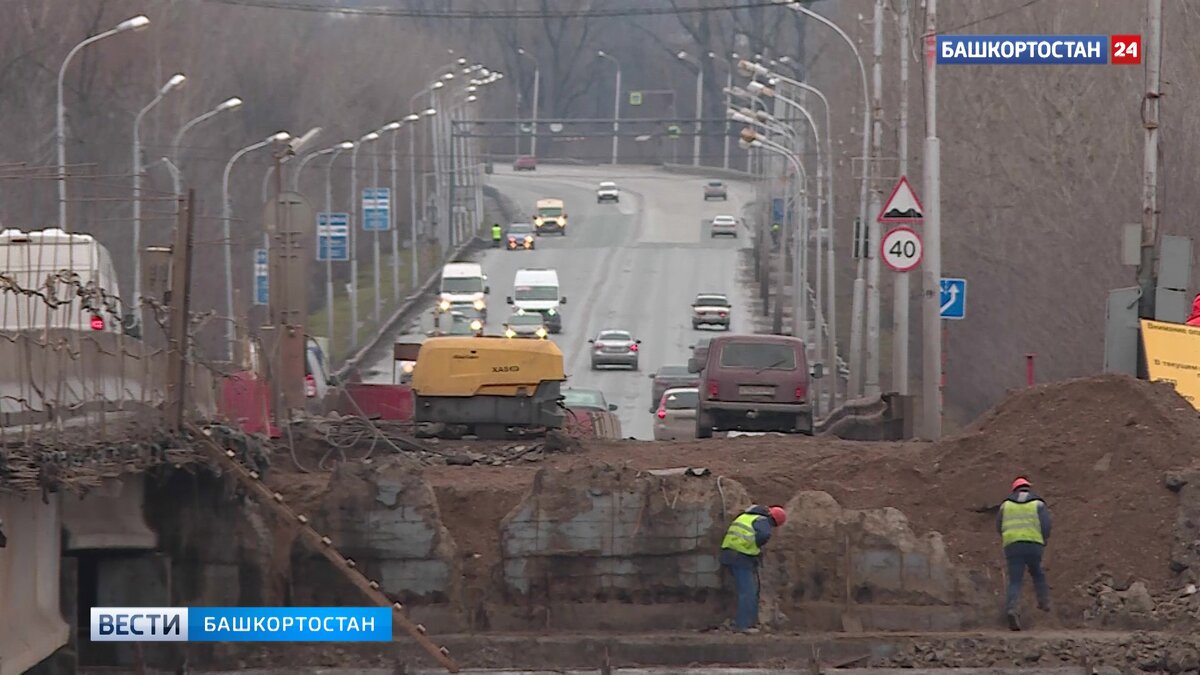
363, 164, 755, 439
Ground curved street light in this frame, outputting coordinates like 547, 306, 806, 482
57, 14, 151, 230
517, 47, 541, 157
348, 130, 380, 348
171, 96, 243, 195
597, 51, 621, 164
221, 131, 291, 360
132, 72, 185, 311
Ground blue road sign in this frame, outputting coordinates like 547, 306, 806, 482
771, 198, 784, 224
254, 249, 269, 306
940, 277, 966, 320
362, 187, 391, 232
317, 212, 350, 262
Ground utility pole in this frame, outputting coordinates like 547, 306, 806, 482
920, 0, 942, 440
864, 0, 885, 397
165, 191, 195, 432
892, 0, 912, 396
1137, 0, 1163, 345
371, 147, 382, 326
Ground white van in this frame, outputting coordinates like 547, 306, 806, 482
507, 268, 567, 334
0, 228, 125, 332
438, 261, 490, 318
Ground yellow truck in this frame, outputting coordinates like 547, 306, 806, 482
532, 198, 567, 236
411, 336, 566, 438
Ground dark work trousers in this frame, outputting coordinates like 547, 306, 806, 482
1004, 541, 1049, 614
725, 562, 759, 629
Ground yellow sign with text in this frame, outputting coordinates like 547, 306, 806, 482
1140, 319, 1200, 410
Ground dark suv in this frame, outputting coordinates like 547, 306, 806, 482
690, 334, 823, 438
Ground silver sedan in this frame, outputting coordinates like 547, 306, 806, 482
589, 329, 641, 370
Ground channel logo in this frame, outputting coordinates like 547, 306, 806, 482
936, 35, 1142, 65
90, 607, 392, 642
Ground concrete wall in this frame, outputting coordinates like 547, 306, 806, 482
62, 477, 158, 551
0, 494, 69, 675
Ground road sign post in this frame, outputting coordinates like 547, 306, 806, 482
362, 187, 391, 328
879, 174, 926, 404
939, 277, 966, 319
880, 226, 923, 273
253, 249, 269, 306
317, 212, 350, 262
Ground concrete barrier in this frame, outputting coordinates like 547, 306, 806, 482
659, 163, 756, 181
817, 393, 915, 441
0, 494, 69, 675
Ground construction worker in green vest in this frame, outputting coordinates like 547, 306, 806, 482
491, 223, 503, 247
719, 504, 787, 633
770, 223, 781, 249
997, 476, 1052, 631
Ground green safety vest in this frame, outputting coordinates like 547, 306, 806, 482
1000, 499, 1045, 547
721, 512, 764, 556
491, 225, 502, 239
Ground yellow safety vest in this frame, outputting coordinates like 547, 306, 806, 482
721, 512, 764, 556
1000, 499, 1044, 547
491, 226, 502, 239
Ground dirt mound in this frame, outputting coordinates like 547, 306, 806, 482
899, 375, 1200, 614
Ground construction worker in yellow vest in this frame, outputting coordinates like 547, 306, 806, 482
719, 504, 787, 633
997, 476, 1052, 631
491, 223, 503, 247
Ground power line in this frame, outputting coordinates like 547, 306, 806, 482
192, 0, 791, 19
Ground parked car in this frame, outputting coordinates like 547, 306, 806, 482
597, 181, 620, 203
647, 365, 700, 413
506, 222, 536, 250
654, 386, 699, 441
589, 329, 641, 370
691, 334, 824, 438
304, 336, 334, 411
710, 215, 739, 238
691, 293, 731, 330
513, 155, 537, 171
704, 181, 727, 201
561, 388, 619, 413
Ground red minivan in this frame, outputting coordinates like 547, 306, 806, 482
689, 334, 823, 438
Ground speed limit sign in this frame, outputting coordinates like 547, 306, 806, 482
880, 226, 923, 272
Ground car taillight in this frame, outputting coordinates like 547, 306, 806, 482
708, 382, 719, 398
719, 312, 727, 317
305, 374, 317, 398
629, 344, 638, 352
89, 315, 105, 331
795, 386, 805, 400
656, 408, 666, 419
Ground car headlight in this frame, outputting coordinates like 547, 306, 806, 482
438, 300, 451, 311
401, 362, 415, 373
469, 320, 483, 331
547, 308, 556, 316
535, 327, 547, 338
524, 236, 533, 243
505, 329, 516, 338
473, 299, 485, 310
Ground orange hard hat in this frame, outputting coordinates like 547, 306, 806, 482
1011, 477, 1031, 491
768, 505, 787, 527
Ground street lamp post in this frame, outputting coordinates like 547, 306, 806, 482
597, 51, 622, 165
710, 52, 735, 169
677, 51, 704, 167
781, 2, 874, 398
408, 108, 436, 289
349, 131, 380, 349
410, 81, 445, 240
373, 120, 402, 325
171, 96, 244, 195
322, 141, 353, 348
518, 48, 540, 157
132, 72, 185, 314
58, 15, 150, 230
222, 131, 291, 361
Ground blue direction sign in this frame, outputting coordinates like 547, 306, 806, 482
317, 212, 350, 262
253, 249, 269, 306
362, 187, 391, 232
940, 277, 966, 320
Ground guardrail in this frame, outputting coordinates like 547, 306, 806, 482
659, 162, 756, 181
816, 392, 915, 441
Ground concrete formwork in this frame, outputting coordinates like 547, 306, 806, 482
0, 494, 69, 675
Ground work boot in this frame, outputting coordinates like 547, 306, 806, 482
1037, 599, 1052, 612
740, 627, 761, 635
1006, 611, 1021, 631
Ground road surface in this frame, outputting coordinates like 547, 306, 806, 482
363, 164, 755, 439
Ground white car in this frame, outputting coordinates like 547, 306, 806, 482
597, 181, 620, 203
710, 215, 738, 238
